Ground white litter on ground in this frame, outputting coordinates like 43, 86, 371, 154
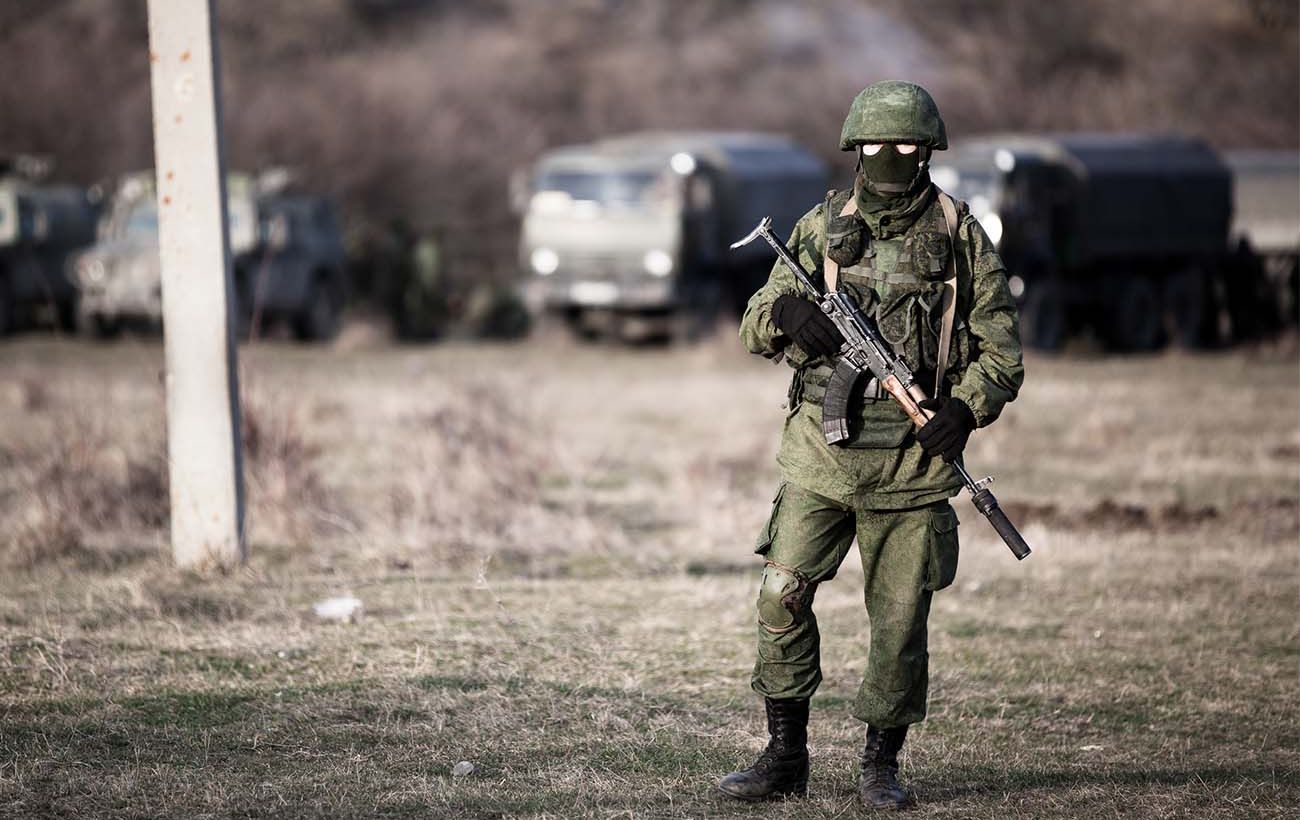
312, 596, 363, 622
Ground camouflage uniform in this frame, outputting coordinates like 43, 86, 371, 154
720, 81, 1023, 807
740, 184, 1022, 724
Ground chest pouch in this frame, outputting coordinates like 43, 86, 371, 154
874, 279, 948, 375
901, 230, 952, 282
826, 213, 869, 268
876, 282, 972, 391
841, 218, 960, 383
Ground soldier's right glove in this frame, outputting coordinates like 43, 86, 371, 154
916, 396, 976, 463
771, 294, 844, 358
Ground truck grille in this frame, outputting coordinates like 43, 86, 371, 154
561, 251, 642, 280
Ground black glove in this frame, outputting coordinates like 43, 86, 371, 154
771, 294, 844, 358
916, 396, 976, 463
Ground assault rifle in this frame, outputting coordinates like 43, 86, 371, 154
732, 217, 1031, 561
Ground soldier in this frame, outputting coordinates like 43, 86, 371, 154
718, 81, 1023, 809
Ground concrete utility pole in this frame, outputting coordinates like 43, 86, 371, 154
146, 0, 246, 569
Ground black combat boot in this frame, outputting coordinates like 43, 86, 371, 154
858, 725, 912, 810
717, 697, 810, 801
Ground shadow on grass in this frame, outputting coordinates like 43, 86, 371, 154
912, 764, 1299, 802
4, 675, 1297, 818
0, 674, 745, 817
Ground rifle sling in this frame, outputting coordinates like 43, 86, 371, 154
821, 193, 858, 293
935, 191, 960, 397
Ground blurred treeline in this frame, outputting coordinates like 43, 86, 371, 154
1, 0, 1296, 276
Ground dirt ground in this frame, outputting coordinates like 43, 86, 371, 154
1, 328, 1297, 819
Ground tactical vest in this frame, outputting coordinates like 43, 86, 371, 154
793, 188, 973, 448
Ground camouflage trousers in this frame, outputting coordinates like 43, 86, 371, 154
749, 481, 960, 728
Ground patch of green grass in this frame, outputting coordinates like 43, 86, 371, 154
120, 690, 257, 729
414, 674, 491, 693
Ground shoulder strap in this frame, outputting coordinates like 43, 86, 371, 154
821, 192, 858, 293
935, 191, 960, 396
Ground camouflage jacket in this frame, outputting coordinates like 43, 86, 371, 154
740, 187, 1024, 509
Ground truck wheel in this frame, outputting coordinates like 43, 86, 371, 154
1163, 267, 1207, 348
0, 278, 11, 337
1021, 279, 1066, 351
1106, 277, 1163, 351
79, 311, 121, 339
563, 308, 604, 342
293, 278, 341, 342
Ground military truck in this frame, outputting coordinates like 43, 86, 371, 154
516, 131, 828, 340
0, 155, 100, 334
73, 171, 348, 341
929, 134, 1234, 351
1224, 150, 1299, 331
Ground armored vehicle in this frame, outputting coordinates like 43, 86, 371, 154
0, 155, 100, 334
73, 171, 347, 341
930, 134, 1233, 350
517, 131, 828, 340
1224, 150, 1299, 329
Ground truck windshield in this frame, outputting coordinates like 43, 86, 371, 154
123, 202, 159, 238
534, 169, 667, 208
931, 163, 1005, 227
933, 166, 999, 204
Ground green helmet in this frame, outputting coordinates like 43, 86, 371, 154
839, 81, 947, 152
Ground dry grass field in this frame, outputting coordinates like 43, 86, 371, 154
1, 329, 1297, 819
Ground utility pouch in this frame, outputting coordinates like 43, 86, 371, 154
923, 503, 960, 591
875, 280, 947, 372
911, 231, 953, 281
826, 213, 868, 268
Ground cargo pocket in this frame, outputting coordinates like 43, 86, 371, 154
923, 504, 960, 591
754, 482, 788, 555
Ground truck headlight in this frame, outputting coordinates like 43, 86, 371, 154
669, 152, 696, 175
1007, 274, 1025, 299
78, 258, 106, 285
530, 247, 559, 275
642, 249, 673, 277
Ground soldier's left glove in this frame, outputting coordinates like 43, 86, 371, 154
916, 396, 976, 463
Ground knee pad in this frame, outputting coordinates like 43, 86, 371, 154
757, 562, 813, 634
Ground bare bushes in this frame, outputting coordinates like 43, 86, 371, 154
2, 389, 334, 570
389, 382, 546, 555
3, 419, 168, 570
239, 391, 333, 548
386, 380, 624, 572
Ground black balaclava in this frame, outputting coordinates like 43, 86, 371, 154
854, 145, 934, 239
859, 146, 926, 196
